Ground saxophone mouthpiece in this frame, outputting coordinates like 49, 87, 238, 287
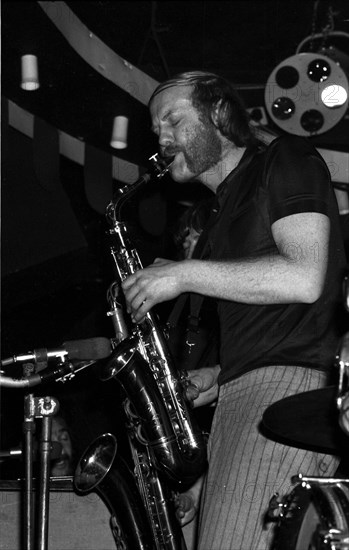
149, 153, 174, 177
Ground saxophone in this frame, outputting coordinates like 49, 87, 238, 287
74, 155, 207, 549
102, 154, 207, 487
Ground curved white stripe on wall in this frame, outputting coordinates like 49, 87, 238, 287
38, 1, 159, 106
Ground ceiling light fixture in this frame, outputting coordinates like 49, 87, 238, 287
110, 116, 128, 149
21, 54, 40, 91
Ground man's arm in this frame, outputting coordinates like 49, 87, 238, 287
122, 211, 330, 322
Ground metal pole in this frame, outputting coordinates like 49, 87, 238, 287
36, 397, 59, 550
23, 394, 36, 550
37, 413, 52, 550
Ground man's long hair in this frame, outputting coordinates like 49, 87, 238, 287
149, 71, 257, 147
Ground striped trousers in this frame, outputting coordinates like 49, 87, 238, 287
197, 366, 340, 550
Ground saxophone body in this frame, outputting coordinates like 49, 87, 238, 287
103, 154, 207, 487
124, 399, 186, 550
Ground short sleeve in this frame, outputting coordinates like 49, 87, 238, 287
264, 136, 331, 224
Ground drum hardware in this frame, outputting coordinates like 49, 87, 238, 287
264, 331, 349, 548
336, 332, 349, 437
265, 493, 284, 522
269, 474, 349, 550
321, 531, 349, 549
293, 473, 349, 485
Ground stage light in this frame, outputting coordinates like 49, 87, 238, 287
321, 85, 348, 108
264, 53, 349, 136
272, 97, 295, 120
307, 58, 331, 83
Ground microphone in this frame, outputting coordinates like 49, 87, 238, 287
1, 337, 112, 367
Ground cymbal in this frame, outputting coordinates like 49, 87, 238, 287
262, 386, 349, 454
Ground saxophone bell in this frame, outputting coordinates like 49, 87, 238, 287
74, 433, 154, 550
74, 432, 116, 493
102, 336, 207, 487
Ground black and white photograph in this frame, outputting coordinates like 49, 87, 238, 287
1, 2, 349, 549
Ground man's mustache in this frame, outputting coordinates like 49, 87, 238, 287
163, 146, 181, 158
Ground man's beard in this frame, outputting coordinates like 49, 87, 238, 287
166, 119, 222, 180
184, 119, 222, 176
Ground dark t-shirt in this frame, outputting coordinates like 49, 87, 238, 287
204, 135, 346, 385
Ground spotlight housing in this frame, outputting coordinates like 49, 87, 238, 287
264, 53, 348, 136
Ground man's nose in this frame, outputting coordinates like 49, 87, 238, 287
158, 129, 174, 149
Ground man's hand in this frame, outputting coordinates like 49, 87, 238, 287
175, 475, 204, 526
122, 258, 186, 323
186, 365, 220, 407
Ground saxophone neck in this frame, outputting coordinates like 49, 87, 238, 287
106, 173, 151, 225
106, 153, 174, 225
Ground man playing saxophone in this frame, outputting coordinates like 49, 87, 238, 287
121, 71, 346, 550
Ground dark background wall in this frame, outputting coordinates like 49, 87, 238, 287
0, 121, 185, 469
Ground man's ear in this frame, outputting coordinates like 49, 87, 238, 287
211, 99, 222, 126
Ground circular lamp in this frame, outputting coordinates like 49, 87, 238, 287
264, 53, 348, 136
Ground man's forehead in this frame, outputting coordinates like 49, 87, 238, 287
150, 85, 193, 114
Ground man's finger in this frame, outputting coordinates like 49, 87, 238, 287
185, 382, 200, 401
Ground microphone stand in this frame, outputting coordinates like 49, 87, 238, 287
37, 410, 55, 550
22, 389, 60, 550
2, 351, 92, 548
23, 394, 36, 550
